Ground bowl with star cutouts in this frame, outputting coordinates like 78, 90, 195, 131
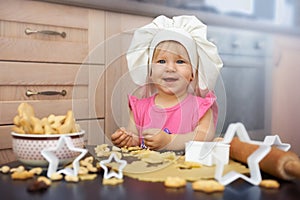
11, 130, 85, 168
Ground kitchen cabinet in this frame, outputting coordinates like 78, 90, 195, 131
104, 12, 153, 141
271, 34, 300, 155
0, 0, 105, 164
0, 0, 89, 63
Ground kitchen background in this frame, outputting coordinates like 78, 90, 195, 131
0, 0, 299, 164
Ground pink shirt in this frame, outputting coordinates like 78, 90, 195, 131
128, 91, 217, 134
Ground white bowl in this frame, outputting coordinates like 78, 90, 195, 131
11, 130, 85, 168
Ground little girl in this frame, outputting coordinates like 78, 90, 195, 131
111, 15, 223, 150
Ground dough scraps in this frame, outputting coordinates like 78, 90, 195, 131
97, 146, 249, 182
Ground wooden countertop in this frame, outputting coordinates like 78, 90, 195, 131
1, 160, 300, 200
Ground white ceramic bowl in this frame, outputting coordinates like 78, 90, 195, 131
11, 130, 85, 168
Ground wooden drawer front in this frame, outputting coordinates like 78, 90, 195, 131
0, 62, 88, 86
0, 0, 89, 63
0, 149, 16, 165
0, 125, 15, 166
0, 20, 88, 63
0, 121, 105, 150
0, 99, 89, 124
0, 120, 97, 149
0, 126, 12, 150
0, 62, 91, 124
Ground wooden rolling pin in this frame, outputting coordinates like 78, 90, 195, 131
230, 137, 300, 180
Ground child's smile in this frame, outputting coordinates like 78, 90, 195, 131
162, 76, 179, 82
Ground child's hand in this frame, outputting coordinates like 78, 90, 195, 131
111, 128, 137, 148
143, 128, 172, 150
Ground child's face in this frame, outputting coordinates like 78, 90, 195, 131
151, 41, 193, 97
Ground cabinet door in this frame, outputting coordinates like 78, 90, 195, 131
0, 2, 107, 161
0, 125, 16, 165
0, 126, 12, 150
272, 34, 300, 155
105, 12, 153, 137
88, 65, 105, 119
0, 0, 89, 64
0, 120, 104, 164
88, 119, 105, 145
0, 62, 89, 124
88, 9, 105, 65
77, 120, 105, 145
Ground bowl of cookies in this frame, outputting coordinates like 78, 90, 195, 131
11, 103, 85, 168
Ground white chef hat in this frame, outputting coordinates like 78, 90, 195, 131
126, 15, 223, 92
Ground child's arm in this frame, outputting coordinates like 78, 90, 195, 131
192, 108, 215, 141
143, 108, 215, 150
126, 111, 139, 138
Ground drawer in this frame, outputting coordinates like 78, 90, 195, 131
0, 149, 16, 165
0, 62, 89, 86
0, 100, 89, 125
0, 120, 103, 148
0, 62, 94, 124
0, 122, 96, 164
0, 120, 105, 150
0, 125, 12, 150
0, 125, 16, 165
0, 0, 89, 63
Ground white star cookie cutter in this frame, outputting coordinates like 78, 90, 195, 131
214, 122, 290, 186
99, 152, 127, 179
41, 135, 88, 178
261, 135, 290, 151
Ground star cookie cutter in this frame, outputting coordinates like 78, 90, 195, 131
99, 152, 127, 179
41, 135, 88, 178
214, 122, 290, 186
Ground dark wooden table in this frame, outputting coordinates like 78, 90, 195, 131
1, 161, 300, 200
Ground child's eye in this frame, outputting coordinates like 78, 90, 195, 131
157, 60, 166, 64
176, 60, 185, 64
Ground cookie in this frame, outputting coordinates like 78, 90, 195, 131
192, 180, 225, 193
11, 171, 34, 180
259, 179, 280, 189
164, 176, 186, 188
79, 174, 97, 181
102, 178, 124, 185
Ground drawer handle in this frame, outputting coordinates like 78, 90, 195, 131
25, 28, 66, 38
26, 90, 67, 97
